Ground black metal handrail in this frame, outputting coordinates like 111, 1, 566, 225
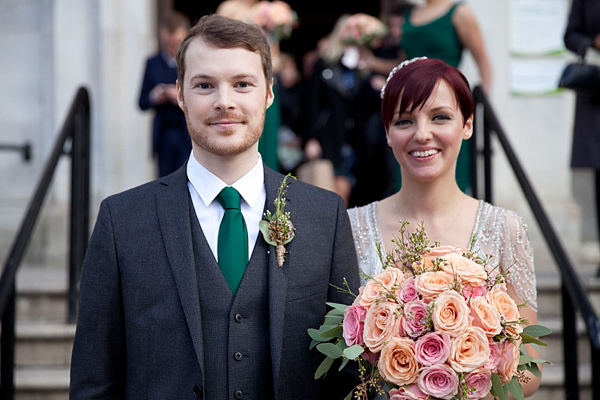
0, 143, 32, 161
0, 86, 90, 399
472, 85, 600, 400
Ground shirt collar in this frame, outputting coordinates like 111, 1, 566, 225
186, 152, 264, 209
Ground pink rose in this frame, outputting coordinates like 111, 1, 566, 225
497, 338, 522, 383
469, 297, 502, 337
448, 326, 490, 372
415, 331, 451, 366
438, 253, 487, 286
399, 277, 419, 303
432, 290, 471, 337
361, 348, 379, 364
402, 300, 430, 338
415, 272, 455, 300
465, 368, 493, 399
462, 285, 487, 300
364, 302, 403, 353
378, 337, 420, 386
343, 305, 366, 346
418, 364, 459, 399
484, 340, 502, 371
389, 384, 427, 400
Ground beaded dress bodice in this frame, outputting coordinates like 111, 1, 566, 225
348, 200, 537, 311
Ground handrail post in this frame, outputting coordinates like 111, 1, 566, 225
0, 284, 16, 400
483, 116, 492, 204
562, 281, 579, 400
68, 92, 90, 323
471, 105, 479, 198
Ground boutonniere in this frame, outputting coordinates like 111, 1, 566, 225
260, 173, 296, 267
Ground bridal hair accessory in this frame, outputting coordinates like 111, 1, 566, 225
259, 173, 296, 267
380, 56, 428, 99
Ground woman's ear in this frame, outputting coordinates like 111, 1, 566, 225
386, 128, 392, 147
463, 114, 474, 140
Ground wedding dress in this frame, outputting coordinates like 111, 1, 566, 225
348, 200, 538, 311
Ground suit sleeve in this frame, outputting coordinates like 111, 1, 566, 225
320, 196, 362, 399
564, 0, 593, 54
139, 58, 156, 111
70, 200, 126, 399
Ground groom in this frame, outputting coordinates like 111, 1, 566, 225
69, 13, 360, 400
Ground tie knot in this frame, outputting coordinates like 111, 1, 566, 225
217, 187, 241, 210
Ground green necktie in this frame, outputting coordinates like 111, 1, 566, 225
216, 187, 248, 295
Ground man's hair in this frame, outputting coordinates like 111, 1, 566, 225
176, 14, 272, 86
160, 11, 190, 32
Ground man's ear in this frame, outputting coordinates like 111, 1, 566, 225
463, 114, 474, 140
266, 78, 275, 109
176, 79, 184, 110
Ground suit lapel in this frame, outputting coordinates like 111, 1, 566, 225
155, 168, 205, 378
264, 167, 294, 395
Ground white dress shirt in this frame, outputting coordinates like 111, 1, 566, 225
186, 152, 266, 262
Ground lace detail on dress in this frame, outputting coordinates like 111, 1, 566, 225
348, 200, 537, 311
347, 203, 385, 285
472, 201, 537, 312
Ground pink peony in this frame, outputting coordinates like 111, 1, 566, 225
415, 331, 451, 366
389, 384, 427, 400
402, 300, 430, 338
399, 277, 419, 303
465, 368, 493, 399
343, 305, 366, 346
418, 364, 459, 400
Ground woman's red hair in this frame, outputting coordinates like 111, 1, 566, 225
381, 58, 474, 130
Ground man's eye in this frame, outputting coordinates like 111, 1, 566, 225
237, 82, 250, 88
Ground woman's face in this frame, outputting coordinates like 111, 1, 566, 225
386, 79, 473, 184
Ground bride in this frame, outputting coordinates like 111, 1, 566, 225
348, 57, 541, 397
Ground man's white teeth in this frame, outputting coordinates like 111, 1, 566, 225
411, 149, 438, 157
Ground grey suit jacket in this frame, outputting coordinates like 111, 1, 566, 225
69, 165, 360, 399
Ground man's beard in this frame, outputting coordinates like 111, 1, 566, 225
184, 102, 267, 157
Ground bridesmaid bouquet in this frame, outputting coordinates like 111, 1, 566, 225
250, 1, 298, 42
339, 13, 388, 49
309, 221, 550, 400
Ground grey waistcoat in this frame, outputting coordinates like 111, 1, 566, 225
192, 213, 274, 400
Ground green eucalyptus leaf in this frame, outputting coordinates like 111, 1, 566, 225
343, 344, 365, 360
315, 356, 334, 379
321, 325, 343, 339
326, 302, 349, 314
323, 314, 344, 326
259, 220, 277, 246
316, 342, 343, 359
530, 358, 552, 365
520, 333, 548, 346
519, 354, 533, 365
527, 362, 542, 378
307, 328, 330, 342
309, 339, 319, 350
491, 373, 505, 400
506, 376, 524, 400
343, 391, 353, 400
522, 325, 552, 338
339, 357, 349, 371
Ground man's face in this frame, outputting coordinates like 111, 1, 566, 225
177, 38, 274, 161
161, 27, 188, 59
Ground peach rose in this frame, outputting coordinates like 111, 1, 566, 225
469, 297, 502, 337
497, 338, 522, 383
374, 267, 405, 291
354, 279, 382, 308
438, 253, 487, 286
432, 290, 471, 337
448, 326, 490, 372
415, 272, 455, 300
378, 337, 419, 386
421, 246, 465, 271
364, 302, 402, 353
486, 286, 520, 323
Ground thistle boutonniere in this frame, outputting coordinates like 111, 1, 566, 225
260, 173, 296, 267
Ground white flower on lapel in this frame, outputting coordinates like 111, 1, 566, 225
259, 173, 296, 267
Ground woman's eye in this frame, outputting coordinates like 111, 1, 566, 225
394, 119, 412, 126
433, 114, 451, 121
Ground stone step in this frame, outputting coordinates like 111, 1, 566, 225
536, 269, 600, 317
15, 366, 69, 400
16, 266, 69, 322
16, 323, 75, 367
530, 363, 592, 400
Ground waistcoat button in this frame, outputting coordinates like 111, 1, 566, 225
234, 313, 243, 323
234, 390, 244, 399
193, 384, 203, 398
234, 351, 243, 361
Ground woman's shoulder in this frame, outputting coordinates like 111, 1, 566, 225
476, 200, 528, 232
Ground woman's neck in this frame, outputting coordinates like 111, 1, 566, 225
395, 177, 464, 221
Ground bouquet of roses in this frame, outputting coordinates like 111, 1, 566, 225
250, 0, 298, 42
338, 13, 388, 49
309, 221, 550, 400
